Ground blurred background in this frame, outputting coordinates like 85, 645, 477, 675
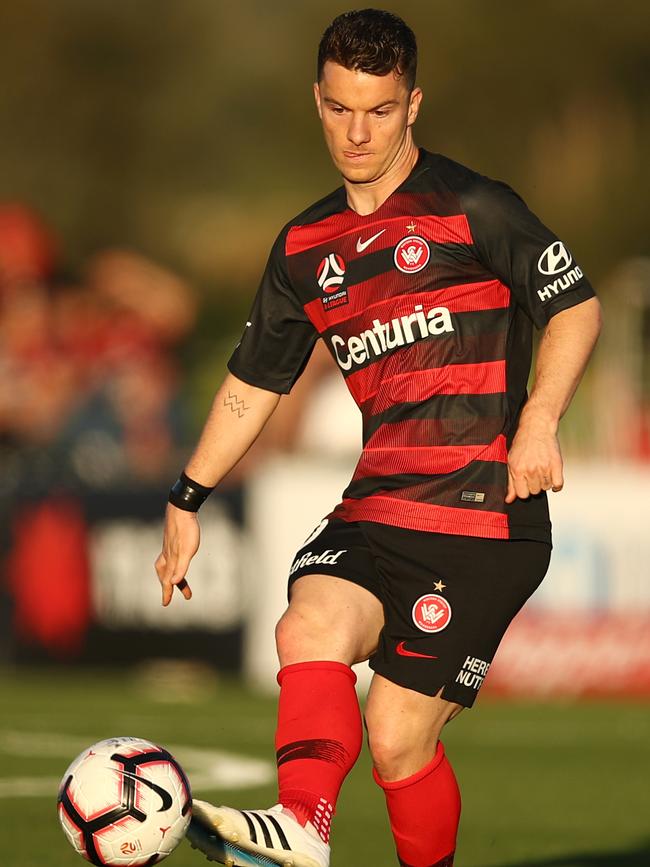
0, 2, 649, 866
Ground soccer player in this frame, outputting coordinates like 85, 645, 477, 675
155, 10, 602, 867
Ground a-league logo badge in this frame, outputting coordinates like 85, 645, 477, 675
317, 253, 346, 292
394, 235, 430, 274
412, 594, 452, 633
317, 252, 349, 310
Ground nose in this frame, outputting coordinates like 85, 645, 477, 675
347, 112, 371, 147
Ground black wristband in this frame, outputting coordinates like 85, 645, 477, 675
168, 472, 215, 512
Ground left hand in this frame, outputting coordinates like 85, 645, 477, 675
505, 412, 564, 503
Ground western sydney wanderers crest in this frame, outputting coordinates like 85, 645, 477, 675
317, 252, 348, 310
394, 235, 430, 274
412, 593, 452, 633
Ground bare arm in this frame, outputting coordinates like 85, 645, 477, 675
185, 372, 281, 485
506, 296, 603, 503
155, 372, 280, 605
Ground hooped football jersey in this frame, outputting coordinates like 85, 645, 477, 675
228, 150, 596, 541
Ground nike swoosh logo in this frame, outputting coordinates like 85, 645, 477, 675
396, 641, 438, 660
113, 768, 173, 812
356, 229, 386, 253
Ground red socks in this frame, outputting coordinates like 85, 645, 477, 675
275, 662, 460, 861
275, 661, 362, 843
374, 741, 461, 867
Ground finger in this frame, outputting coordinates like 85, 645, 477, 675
155, 550, 170, 576
551, 455, 564, 492
156, 549, 177, 582
169, 554, 191, 587
166, 550, 194, 602
161, 578, 174, 607
174, 577, 193, 601
511, 471, 531, 501
526, 463, 557, 495
505, 469, 517, 504
527, 472, 543, 496
157, 556, 177, 607
155, 553, 170, 604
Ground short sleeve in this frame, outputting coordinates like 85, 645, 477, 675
227, 227, 318, 394
461, 178, 596, 328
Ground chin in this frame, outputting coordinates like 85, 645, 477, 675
339, 163, 379, 184
342, 172, 375, 185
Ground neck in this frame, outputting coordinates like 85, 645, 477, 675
344, 136, 420, 216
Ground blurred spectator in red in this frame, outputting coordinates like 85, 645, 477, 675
85, 248, 197, 348
0, 203, 57, 294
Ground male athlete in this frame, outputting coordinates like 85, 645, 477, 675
155, 10, 602, 867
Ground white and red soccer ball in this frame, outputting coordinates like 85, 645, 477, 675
57, 737, 192, 866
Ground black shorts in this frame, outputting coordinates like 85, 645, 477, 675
288, 518, 551, 707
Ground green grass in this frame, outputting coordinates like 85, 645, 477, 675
0, 669, 648, 867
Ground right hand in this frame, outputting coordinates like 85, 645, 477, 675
155, 504, 200, 606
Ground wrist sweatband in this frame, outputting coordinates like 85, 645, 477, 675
168, 472, 215, 512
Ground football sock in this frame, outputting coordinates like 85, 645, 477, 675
275, 661, 362, 843
374, 741, 461, 867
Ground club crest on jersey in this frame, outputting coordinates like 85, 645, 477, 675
394, 235, 430, 274
317, 252, 349, 310
412, 594, 452, 633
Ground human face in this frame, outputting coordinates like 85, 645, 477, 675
314, 60, 422, 185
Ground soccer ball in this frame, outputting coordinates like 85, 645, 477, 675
57, 737, 192, 865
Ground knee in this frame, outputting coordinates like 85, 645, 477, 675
274, 608, 299, 665
365, 705, 450, 782
368, 736, 416, 782
367, 720, 432, 781
275, 603, 327, 665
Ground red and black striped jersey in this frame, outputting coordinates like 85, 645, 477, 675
228, 150, 596, 542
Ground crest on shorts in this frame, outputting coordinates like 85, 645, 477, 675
412, 594, 452, 633
394, 235, 430, 274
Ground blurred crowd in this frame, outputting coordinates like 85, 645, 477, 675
0, 204, 200, 656
0, 203, 197, 496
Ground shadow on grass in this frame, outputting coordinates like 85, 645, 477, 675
491, 839, 650, 867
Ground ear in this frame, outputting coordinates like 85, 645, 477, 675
407, 87, 423, 127
313, 81, 323, 120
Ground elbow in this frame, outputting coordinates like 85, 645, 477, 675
592, 297, 604, 343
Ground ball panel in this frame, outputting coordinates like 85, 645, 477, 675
94, 816, 156, 866
65, 759, 125, 822
58, 802, 87, 858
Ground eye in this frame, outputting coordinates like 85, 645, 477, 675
373, 109, 390, 118
329, 105, 346, 115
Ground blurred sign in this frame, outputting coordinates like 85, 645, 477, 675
5, 489, 246, 666
485, 614, 650, 697
486, 463, 650, 697
91, 500, 244, 631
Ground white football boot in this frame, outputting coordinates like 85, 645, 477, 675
187, 799, 330, 867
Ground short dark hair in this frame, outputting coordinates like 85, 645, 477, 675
317, 9, 417, 91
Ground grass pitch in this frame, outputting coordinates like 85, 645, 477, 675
0, 668, 648, 867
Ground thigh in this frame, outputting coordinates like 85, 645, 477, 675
285, 574, 384, 664
280, 519, 384, 665
365, 672, 462, 747
362, 524, 552, 707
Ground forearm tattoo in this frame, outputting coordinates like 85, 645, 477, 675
223, 390, 250, 418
